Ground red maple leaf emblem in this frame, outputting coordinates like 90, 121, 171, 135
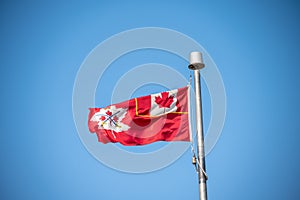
155, 92, 174, 108
106, 110, 112, 116
113, 116, 118, 122
100, 116, 106, 121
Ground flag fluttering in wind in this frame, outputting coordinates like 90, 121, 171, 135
88, 86, 191, 146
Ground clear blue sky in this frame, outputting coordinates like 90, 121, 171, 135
1, 0, 300, 199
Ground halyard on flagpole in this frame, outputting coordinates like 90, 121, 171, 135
188, 52, 208, 200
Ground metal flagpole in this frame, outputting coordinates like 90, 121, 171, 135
188, 52, 208, 200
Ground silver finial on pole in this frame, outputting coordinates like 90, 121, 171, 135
189, 52, 205, 70
189, 51, 208, 200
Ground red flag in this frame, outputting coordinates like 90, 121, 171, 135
88, 86, 191, 146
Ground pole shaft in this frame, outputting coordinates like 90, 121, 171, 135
194, 70, 208, 200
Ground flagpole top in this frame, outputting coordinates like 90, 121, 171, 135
188, 52, 205, 70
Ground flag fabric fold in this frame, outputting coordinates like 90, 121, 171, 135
88, 86, 191, 146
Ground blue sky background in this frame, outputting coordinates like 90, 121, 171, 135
1, 0, 300, 199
